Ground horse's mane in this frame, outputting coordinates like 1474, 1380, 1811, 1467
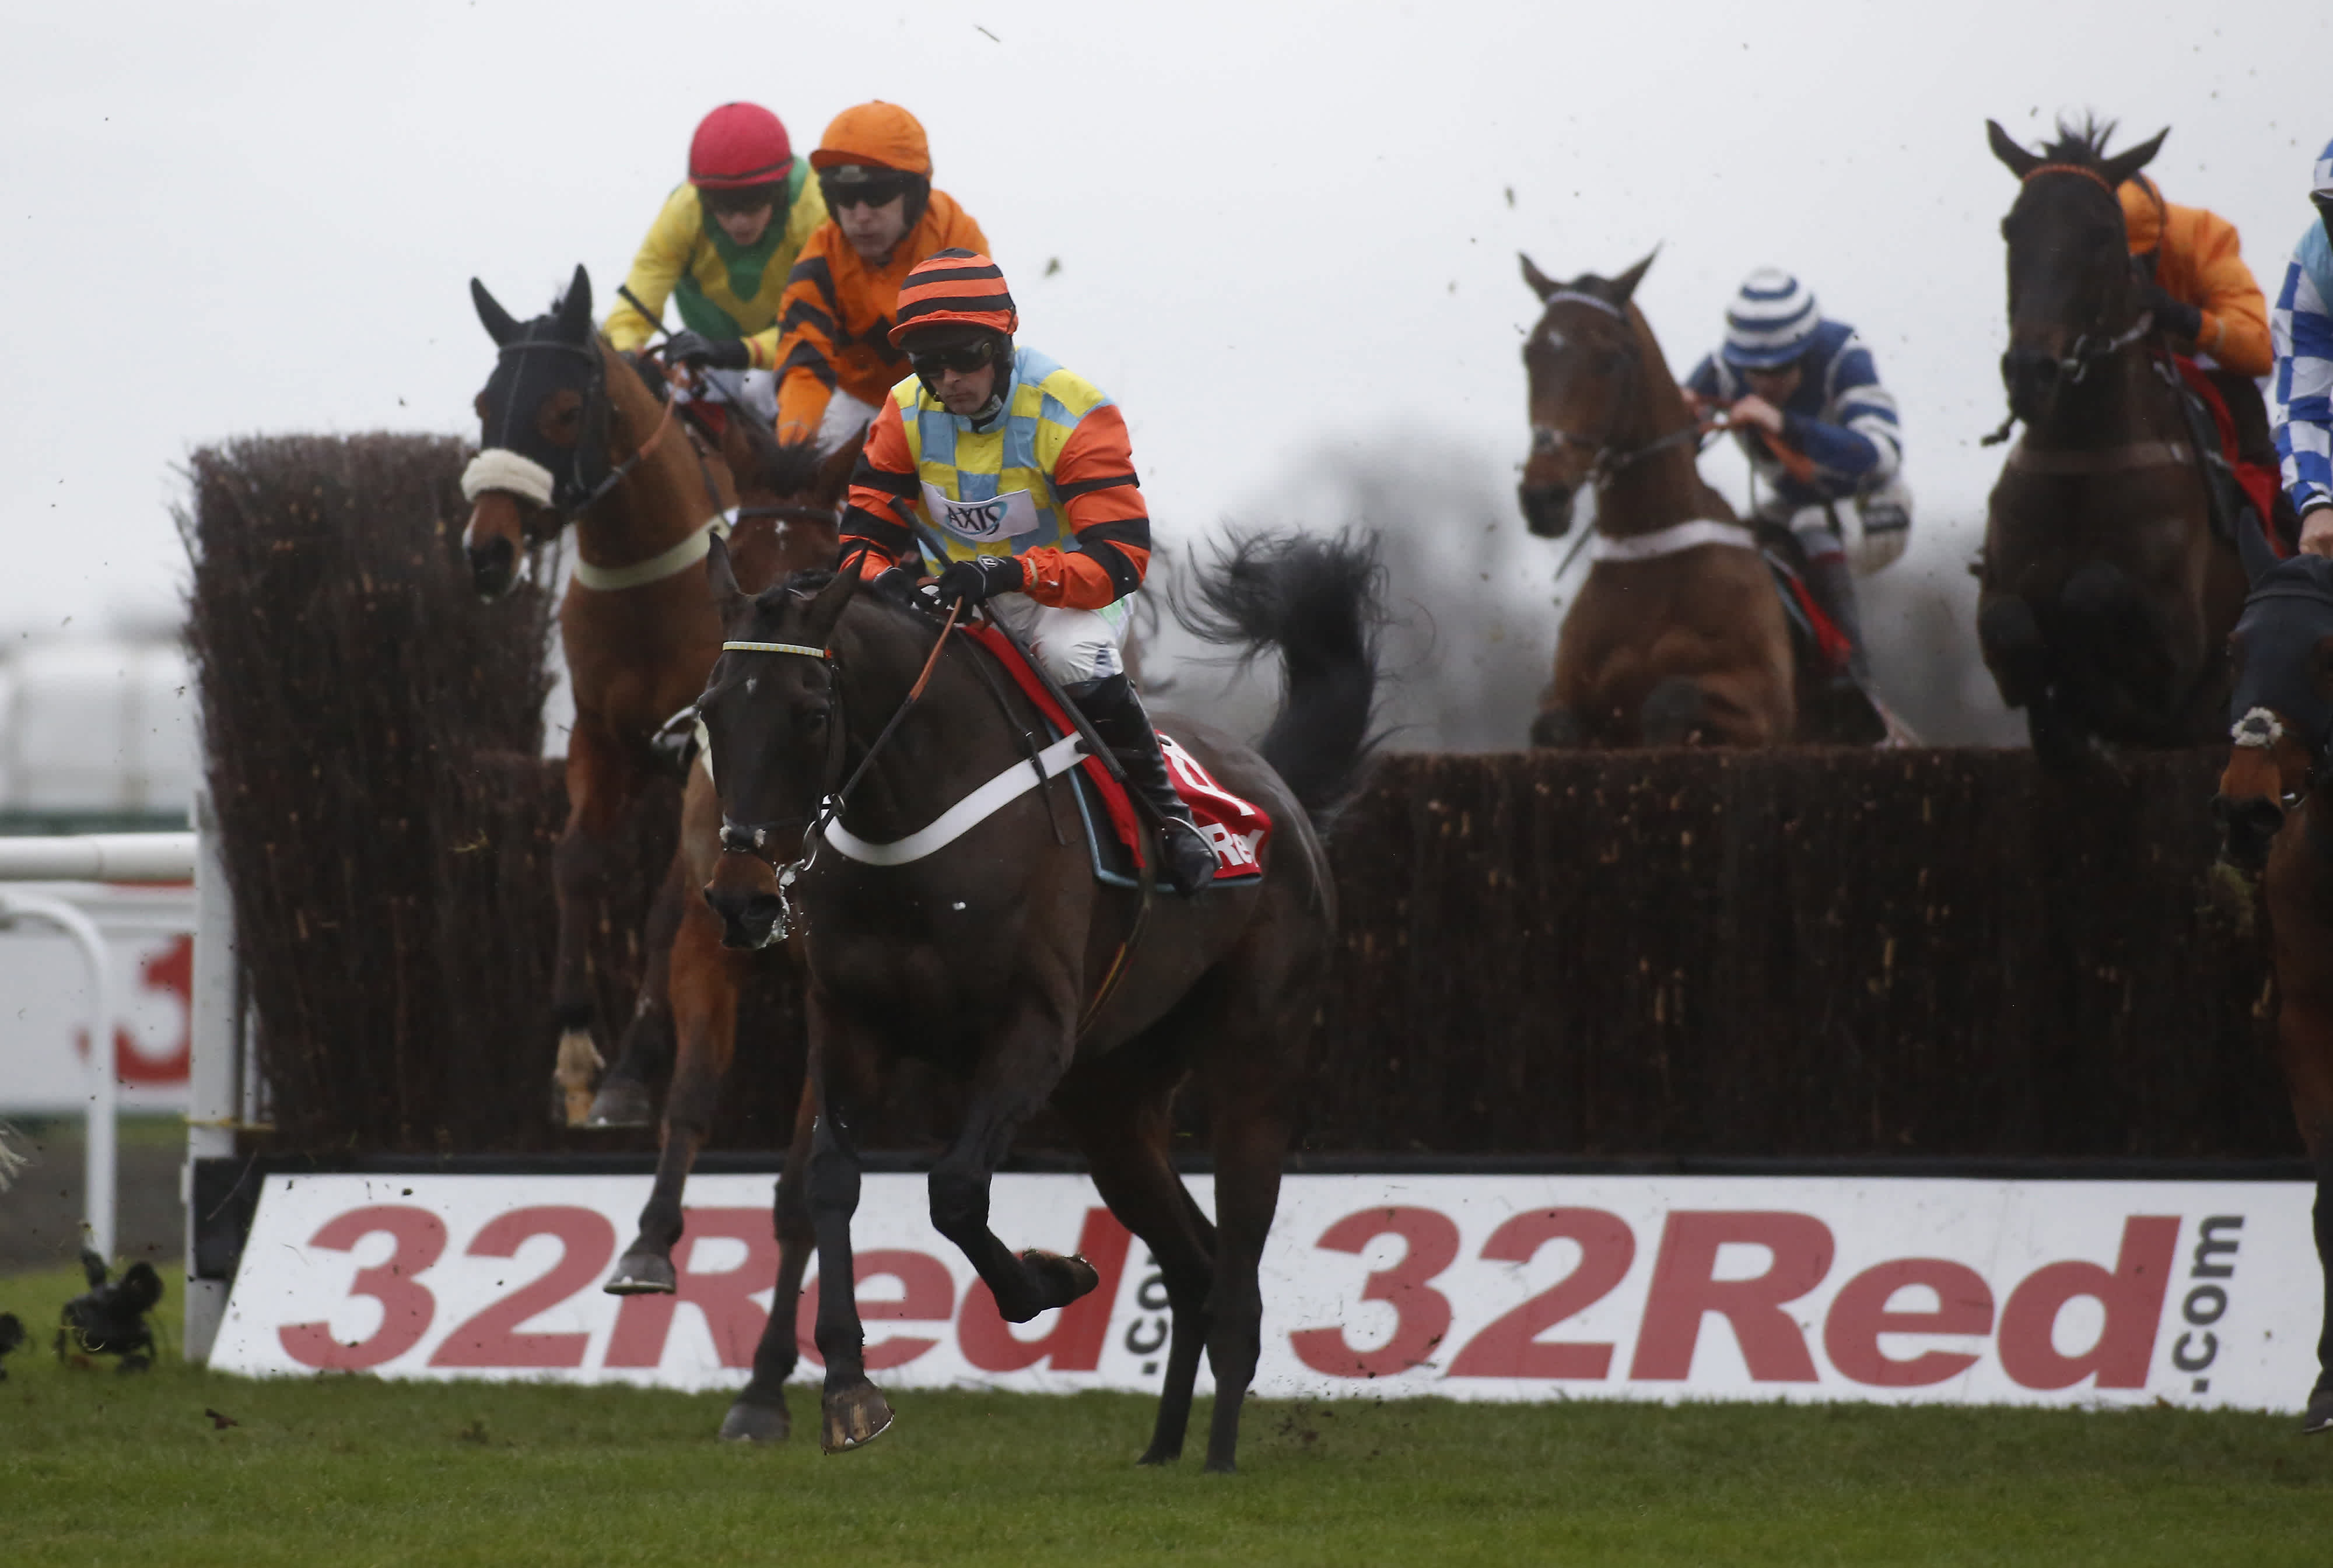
2038, 115, 2118, 170
732, 412, 825, 499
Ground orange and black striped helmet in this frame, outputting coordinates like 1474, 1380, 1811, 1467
888, 250, 1018, 345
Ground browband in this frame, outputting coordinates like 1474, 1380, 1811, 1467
1543, 290, 1624, 319
722, 641, 830, 659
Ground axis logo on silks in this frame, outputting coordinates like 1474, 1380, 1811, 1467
924, 482, 1040, 545
208, 1173, 2316, 1413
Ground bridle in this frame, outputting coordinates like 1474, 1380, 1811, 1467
482, 335, 679, 520
1982, 163, 2157, 444
1527, 290, 1704, 486
710, 598, 964, 940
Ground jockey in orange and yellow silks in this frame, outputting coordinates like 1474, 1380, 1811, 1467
835, 251, 1217, 896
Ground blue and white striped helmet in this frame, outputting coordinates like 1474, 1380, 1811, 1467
2314, 137, 2333, 200
1721, 268, 1820, 370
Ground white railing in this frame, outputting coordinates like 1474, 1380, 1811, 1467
0, 829, 197, 1265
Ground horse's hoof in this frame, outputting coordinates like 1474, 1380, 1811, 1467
1020, 1250, 1101, 1314
602, 1250, 677, 1296
554, 1028, 605, 1128
2303, 1388, 2333, 1435
1136, 1444, 1181, 1467
719, 1397, 791, 1444
821, 1382, 895, 1455
585, 1077, 656, 1128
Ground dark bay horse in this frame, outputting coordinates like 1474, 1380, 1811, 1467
1516, 252, 1796, 746
464, 265, 850, 1122
2211, 529, 2333, 1434
692, 532, 1381, 1471
1978, 120, 2246, 766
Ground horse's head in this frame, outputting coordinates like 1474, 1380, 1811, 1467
464, 265, 604, 599
721, 413, 863, 578
1516, 250, 1656, 538
2215, 528, 2333, 872
695, 539, 861, 948
1987, 118, 2167, 427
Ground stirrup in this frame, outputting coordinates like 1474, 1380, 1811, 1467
1155, 816, 1220, 896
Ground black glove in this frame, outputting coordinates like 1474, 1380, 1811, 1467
2138, 282, 2203, 343
934, 555, 1024, 608
871, 563, 924, 609
665, 330, 751, 371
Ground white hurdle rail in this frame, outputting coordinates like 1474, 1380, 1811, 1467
0, 827, 200, 1266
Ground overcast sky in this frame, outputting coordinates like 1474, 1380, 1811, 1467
3, 0, 2325, 641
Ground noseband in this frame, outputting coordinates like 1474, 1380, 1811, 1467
477, 337, 680, 520
1528, 291, 1703, 485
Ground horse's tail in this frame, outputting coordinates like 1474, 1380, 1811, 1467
1174, 528, 1385, 830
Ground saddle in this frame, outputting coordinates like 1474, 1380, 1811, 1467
961, 625, 1270, 889
2164, 353, 2292, 557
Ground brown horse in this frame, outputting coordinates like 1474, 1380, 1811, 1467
1516, 252, 1796, 746
1978, 120, 2246, 767
464, 265, 850, 1122
2211, 529, 2333, 1433
691, 532, 1380, 1471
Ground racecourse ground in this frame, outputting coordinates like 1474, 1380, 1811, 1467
4, 1265, 2327, 1565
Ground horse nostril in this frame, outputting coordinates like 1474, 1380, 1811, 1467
1518, 483, 1575, 540
2212, 794, 2284, 869
468, 536, 517, 598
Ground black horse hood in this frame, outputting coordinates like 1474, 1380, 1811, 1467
2230, 553, 2333, 749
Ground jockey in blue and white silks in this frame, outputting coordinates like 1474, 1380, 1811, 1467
2274, 138, 2333, 558
1683, 269, 1909, 685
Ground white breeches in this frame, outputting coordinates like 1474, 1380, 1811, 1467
985, 591, 1130, 687
815, 390, 880, 455
1760, 477, 1914, 577
689, 367, 779, 427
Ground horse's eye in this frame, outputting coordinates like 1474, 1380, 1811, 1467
1593, 350, 1624, 374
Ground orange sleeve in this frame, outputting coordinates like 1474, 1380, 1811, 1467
1018, 403, 1149, 611
838, 397, 919, 576
2190, 209, 2272, 378
774, 227, 845, 444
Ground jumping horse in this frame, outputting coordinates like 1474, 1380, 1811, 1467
463, 264, 852, 1123
691, 532, 1381, 1470
2211, 521, 2333, 1434
1516, 251, 1798, 746
1978, 120, 2246, 767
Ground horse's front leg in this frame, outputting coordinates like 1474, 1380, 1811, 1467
809, 1020, 891, 1454
588, 846, 691, 1127
550, 722, 644, 1125
606, 893, 744, 1293
928, 1004, 1097, 1323
720, 1075, 820, 1443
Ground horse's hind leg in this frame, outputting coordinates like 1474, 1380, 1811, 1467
927, 1005, 1098, 1324
607, 895, 743, 1294
1641, 677, 1708, 745
551, 727, 645, 1124
1528, 703, 1584, 748
720, 1077, 819, 1443
1055, 1048, 1220, 1467
588, 847, 689, 1127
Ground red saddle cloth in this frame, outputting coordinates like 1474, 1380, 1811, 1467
962, 623, 1271, 883
2173, 356, 2285, 553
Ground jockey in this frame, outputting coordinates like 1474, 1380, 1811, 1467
836, 250, 1221, 897
1682, 269, 1907, 688
2118, 169, 2280, 507
773, 102, 992, 454
602, 103, 828, 428
2272, 138, 2333, 558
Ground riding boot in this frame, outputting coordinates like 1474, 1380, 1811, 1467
1802, 553, 1873, 689
1066, 674, 1220, 896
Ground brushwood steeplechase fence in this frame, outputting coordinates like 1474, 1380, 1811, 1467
184, 435, 2293, 1163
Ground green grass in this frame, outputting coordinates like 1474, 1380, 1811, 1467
2, 1262, 2327, 1566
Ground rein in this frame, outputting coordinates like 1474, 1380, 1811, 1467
476, 336, 683, 520
1528, 293, 1706, 486
1982, 162, 2156, 445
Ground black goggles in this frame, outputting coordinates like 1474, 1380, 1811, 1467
908, 338, 1001, 376
819, 171, 912, 211
699, 183, 780, 216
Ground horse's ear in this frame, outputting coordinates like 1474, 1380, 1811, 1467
2238, 508, 2282, 587
471, 278, 520, 346
1519, 253, 1560, 300
800, 562, 861, 642
555, 264, 594, 341
1986, 119, 2041, 180
2100, 127, 2170, 192
1609, 247, 1659, 307
705, 532, 748, 622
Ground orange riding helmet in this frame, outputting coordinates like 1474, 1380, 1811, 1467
889, 251, 1018, 345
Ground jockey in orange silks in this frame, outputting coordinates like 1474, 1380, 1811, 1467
836, 251, 1220, 896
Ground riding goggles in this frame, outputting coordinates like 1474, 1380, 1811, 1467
700, 182, 781, 216
907, 338, 1002, 376
818, 167, 913, 211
